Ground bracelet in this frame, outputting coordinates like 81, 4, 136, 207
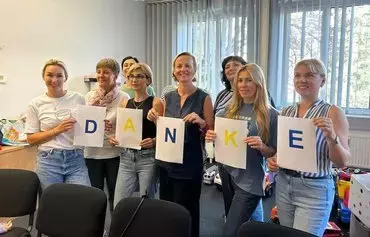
200, 124, 209, 134
52, 129, 57, 136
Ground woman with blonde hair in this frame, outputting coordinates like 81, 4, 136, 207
85, 58, 130, 212
25, 59, 90, 190
109, 63, 163, 205
147, 52, 214, 237
267, 58, 350, 236
206, 63, 278, 237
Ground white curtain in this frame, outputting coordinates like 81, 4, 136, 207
269, 0, 370, 115
147, 0, 260, 100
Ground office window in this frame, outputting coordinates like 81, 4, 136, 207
269, 0, 370, 116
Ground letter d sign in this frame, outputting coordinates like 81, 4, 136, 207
85, 120, 97, 133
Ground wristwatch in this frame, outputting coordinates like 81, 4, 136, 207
329, 135, 339, 145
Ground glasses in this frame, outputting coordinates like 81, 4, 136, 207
294, 72, 321, 81
128, 75, 147, 80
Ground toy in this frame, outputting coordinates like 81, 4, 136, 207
214, 172, 222, 190
264, 172, 276, 198
203, 165, 218, 185
337, 199, 351, 224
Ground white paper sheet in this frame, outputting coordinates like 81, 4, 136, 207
115, 108, 143, 150
215, 117, 249, 169
155, 117, 184, 164
277, 116, 317, 173
73, 105, 106, 147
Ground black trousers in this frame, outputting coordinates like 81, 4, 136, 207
85, 157, 120, 212
159, 166, 202, 237
218, 163, 234, 216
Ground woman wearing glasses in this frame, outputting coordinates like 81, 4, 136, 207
25, 59, 90, 190
267, 58, 350, 236
85, 58, 130, 212
120, 56, 156, 98
109, 63, 163, 206
206, 63, 278, 237
147, 52, 214, 237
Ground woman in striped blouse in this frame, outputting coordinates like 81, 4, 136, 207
267, 58, 350, 236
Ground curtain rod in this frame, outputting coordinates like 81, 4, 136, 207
145, 0, 192, 4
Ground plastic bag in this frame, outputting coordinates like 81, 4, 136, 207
0, 119, 28, 146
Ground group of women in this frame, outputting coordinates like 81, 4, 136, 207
25, 52, 350, 237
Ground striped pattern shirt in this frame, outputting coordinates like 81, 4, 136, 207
214, 88, 233, 115
281, 100, 333, 177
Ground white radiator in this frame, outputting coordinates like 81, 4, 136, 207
348, 130, 370, 169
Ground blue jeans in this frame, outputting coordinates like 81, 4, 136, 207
36, 149, 91, 190
251, 199, 264, 222
276, 171, 335, 237
218, 164, 264, 222
114, 148, 156, 207
222, 180, 261, 237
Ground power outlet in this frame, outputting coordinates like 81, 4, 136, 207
0, 74, 6, 84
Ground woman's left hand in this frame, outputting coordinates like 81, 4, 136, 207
244, 136, 266, 151
313, 117, 336, 140
104, 120, 113, 132
140, 138, 155, 149
183, 112, 206, 128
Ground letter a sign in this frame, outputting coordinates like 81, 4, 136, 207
74, 105, 106, 147
215, 117, 248, 169
155, 117, 185, 164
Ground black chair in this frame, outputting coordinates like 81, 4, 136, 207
36, 183, 107, 237
109, 197, 191, 237
0, 169, 40, 237
238, 221, 316, 237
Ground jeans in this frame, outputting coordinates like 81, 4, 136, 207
276, 171, 335, 237
114, 148, 156, 207
85, 157, 119, 212
222, 179, 261, 237
218, 164, 264, 221
36, 149, 91, 190
159, 166, 202, 237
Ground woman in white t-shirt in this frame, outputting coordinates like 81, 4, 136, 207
85, 58, 130, 212
25, 59, 91, 190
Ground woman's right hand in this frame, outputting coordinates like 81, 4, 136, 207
205, 130, 217, 143
267, 155, 279, 172
54, 118, 76, 134
147, 108, 159, 122
108, 136, 119, 146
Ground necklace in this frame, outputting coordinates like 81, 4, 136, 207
133, 97, 148, 109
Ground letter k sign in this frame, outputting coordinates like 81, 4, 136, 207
225, 130, 238, 147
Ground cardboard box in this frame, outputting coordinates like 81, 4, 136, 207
349, 174, 370, 229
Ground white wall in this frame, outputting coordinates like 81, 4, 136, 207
0, 0, 146, 118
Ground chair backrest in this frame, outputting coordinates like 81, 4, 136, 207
0, 169, 40, 217
109, 197, 191, 237
36, 183, 107, 237
238, 222, 317, 237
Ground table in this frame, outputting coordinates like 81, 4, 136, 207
0, 145, 37, 171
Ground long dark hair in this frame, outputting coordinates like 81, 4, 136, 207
221, 56, 247, 90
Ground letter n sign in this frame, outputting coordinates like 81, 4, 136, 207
165, 128, 176, 143
289, 129, 304, 149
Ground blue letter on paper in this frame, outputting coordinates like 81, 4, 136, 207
85, 120, 97, 133
165, 128, 176, 143
289, 129, 303, 149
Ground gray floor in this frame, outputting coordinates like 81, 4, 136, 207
12, 183, 275, 237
